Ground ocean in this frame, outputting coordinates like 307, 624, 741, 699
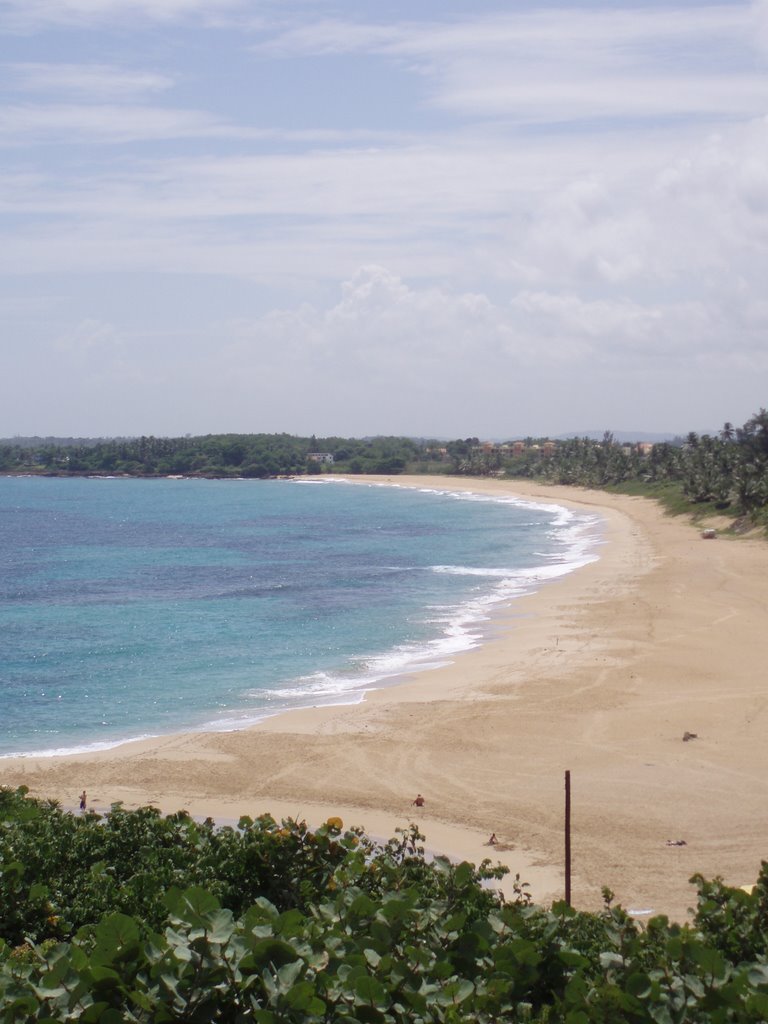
0, 476, 601, 758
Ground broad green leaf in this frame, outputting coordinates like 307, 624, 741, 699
31, 983, 67, 999
5, 997, 39, 1017
276, 959, 303, 992
0, 861, 24, 881
400, 988, 428, 1014
441, 911, 467, 933
128, 989, 155, 1011
507, 938, 543, 967
284, 979, 325, 1013
558, 950, 590, 969
378, 898, 411, 923
276, 908, 304, 937
453, 862, 473, 887
369, 921, 392, 947
243, 899, 280, 931
162, 887, 186, 917
78, 1003, 110, 1023
338, 962, 369, 985
87, 965, 122, 986
432, 960, 455, 981
364, 948, 381, 968
355, 1007, 386, 1023
179, 886, 221, 918
599, 951, 625, 970
648, 1005, 675, 1024
625, 971, 653, 998
684, 975, 705, 998
92, 917, 143, 962
353, 975, 389, 1009
435, 979, 474, 1007
164, 926, 194, 959
205, 908, 235, 944
350, 893, 376, 917
746, 992, 768, 1016
688, 942, 727, 978
250, 940, 301, 969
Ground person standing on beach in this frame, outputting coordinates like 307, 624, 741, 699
79, 790, 87, 811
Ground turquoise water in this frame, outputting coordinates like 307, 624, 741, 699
0, 477, 601, 757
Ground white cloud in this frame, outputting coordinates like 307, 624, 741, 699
1, 117, 766, 304
1, 2, 767, 436
260, 8, 750, 60
0, 105, 394, 147
0, 103, 238, 144
0, 0, 246, 30
3, 261, 764, 437
130, 261, 758, 436
257, 6, 767, 124
223, 266, 513, 372
433, 73, 768, 123
219, 265, 765, 385
55, 317, 121, 357
6, 63, 174, 99
752, 0, 768, 54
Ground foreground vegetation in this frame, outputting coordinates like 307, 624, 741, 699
1, 788, 768, 1022
3, 409, 768, 530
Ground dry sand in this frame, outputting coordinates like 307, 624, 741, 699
2, 474, 767, 922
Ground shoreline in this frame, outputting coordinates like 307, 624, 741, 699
2, 475, 767, 920
0, 475, 601, 763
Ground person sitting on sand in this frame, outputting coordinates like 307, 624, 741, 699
488, 832, 498, 845
412, 793, 425, 807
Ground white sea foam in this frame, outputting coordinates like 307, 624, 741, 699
0, 476, 605, 755
0, 732, 160, 760
207, 501, 603, 728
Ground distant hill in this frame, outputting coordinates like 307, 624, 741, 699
555, 430, 680, 443
0, 435, 135, 448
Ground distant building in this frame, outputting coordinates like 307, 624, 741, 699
307, 452, 334, 464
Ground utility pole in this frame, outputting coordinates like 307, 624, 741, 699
565, 769, 572, 906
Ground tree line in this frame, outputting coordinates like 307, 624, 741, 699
2, 408, 768, 527
0, 433, 425, 479
508, 410, 768, 525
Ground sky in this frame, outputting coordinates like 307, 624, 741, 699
1, 0, 767, 440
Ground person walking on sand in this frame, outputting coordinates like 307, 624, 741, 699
79, 790, 87, 811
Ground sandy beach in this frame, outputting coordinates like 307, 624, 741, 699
2, 474, 767, 922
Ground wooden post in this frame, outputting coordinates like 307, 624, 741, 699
564, 769, 571, 906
